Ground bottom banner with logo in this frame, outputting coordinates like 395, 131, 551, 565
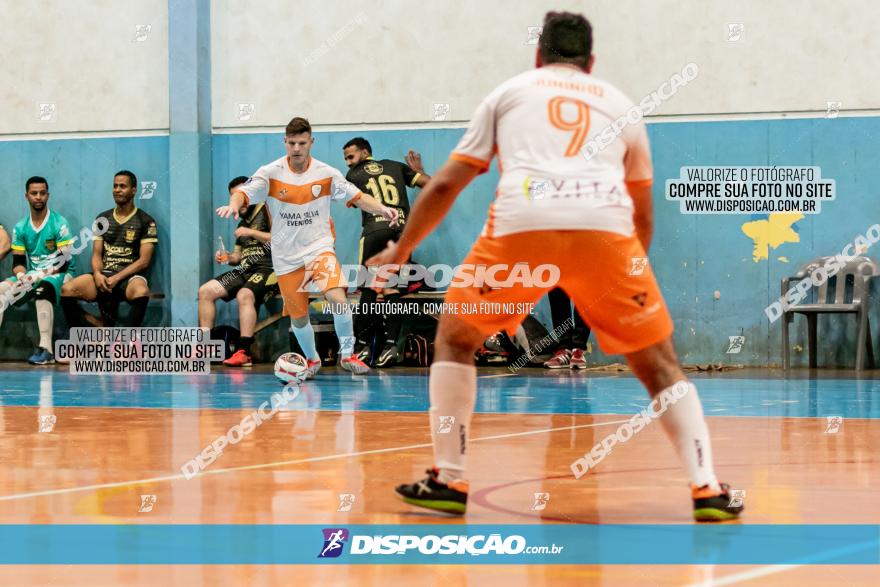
0, 524, 877, 564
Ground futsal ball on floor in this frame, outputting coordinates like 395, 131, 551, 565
274, 352, 308, 383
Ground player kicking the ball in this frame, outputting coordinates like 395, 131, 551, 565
217, 117, 399, 377
368, 12, 742, 521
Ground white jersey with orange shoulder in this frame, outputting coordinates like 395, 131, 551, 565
236, 156, 363, 275
450, 64, 653, 239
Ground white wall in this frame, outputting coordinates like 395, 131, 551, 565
0, 0, 168, 135
2, 1, 875, 135
212, 0, 880, 129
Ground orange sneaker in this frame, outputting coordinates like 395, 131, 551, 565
223, 349, 253, 367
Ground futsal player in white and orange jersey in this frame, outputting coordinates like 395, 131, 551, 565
217, 117, 399, 376
368, 12, 742, 521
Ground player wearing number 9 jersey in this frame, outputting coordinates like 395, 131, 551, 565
368, 10, 742, 522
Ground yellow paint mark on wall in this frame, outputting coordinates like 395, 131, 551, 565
741, 213, 804, 262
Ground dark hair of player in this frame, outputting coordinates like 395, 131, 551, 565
285, 117, 312, 136
25, 176, 49, 191
228, 176, 249, 191
114, 169, 138, 189
343, 137, 372, 155
540, 11, 593, 68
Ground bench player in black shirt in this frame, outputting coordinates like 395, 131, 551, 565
198, 176, 278, 367
61, 170, 158, 328
343, 138, 431, 366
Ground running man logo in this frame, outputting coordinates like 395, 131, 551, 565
140, 181, 157, 200
38, 414, 56, 433
432, 103, 450, 121
138, 494, 157, 512
38, 103, 56, 122
727, 23, 744, 42
826, 101, 842, 119
133, 24, 151, 42
726, 335, 745, 354
337, 493, 356, 512
525, 26, 543, 45
530, 492, 550, 511
438, 415, 455, 434
318, 528, 349, 558
629, 257, 648, 276
237, 103, 256, 122
825, 416, 843, 434
332, 181, 350, 200
524, 178, 548, 200
727, 490, 745, 508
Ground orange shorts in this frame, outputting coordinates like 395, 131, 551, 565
276, 251, 347, 319
444, 230, 674, 355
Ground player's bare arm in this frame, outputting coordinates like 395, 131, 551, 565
42, 245, 72, 276
366, 159, 481, 267
12, 253, 27, 279
234, 226, 270, 244
224, 243, 242, 265
106, 242, 155, 290
405, 150, 432, 187
351, 192, 401, 227
628, 181, 654, 252
217, 190, 248, 219
91, 239, 111, 293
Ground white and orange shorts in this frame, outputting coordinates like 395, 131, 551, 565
445, 230, 674, 355
276, 251, 347, 319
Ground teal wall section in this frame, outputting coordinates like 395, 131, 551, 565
0, 136, 171, 357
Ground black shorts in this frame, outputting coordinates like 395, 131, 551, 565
101, 271, 148, 300
360, 228, 403, 264
359, 228, 428, 293
216, 267, 279, 308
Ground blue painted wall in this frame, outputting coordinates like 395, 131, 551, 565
0, 136, 171, 357
3, 116, 879, 366
212, 117, 880, 367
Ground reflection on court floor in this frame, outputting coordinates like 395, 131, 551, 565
0, 366, 878, 585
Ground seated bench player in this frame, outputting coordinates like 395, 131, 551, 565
0, 176, 76, 364
60, 170, 158, 328
198, 176, 278, 367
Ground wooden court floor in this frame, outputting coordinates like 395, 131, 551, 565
0, 365, 878, 585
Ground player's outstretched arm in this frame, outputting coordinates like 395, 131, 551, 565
216, 190, 248, 220
352, 193, 400, 227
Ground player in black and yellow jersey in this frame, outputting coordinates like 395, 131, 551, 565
198, 176, 277, 367
343, 138, 431, 366
60, 170, 158, 328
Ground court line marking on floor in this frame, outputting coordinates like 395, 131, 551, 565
684, 538, 880, 586
0, 417, 633, 502
686, 564, 802, 586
